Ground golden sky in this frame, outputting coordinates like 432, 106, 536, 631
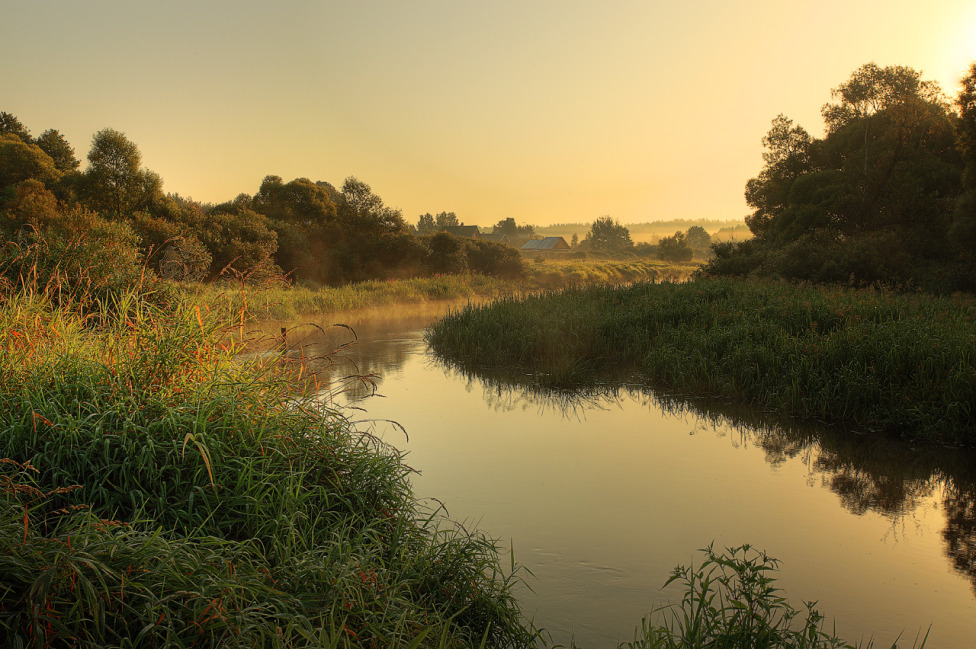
4, 1, 975, 226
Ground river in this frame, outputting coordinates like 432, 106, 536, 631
260, 302, 976, 648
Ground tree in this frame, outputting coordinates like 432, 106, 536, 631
435, 211, 459, 229
712, 62, 966, 289
492, 217, 535, 237
570, 233, 579, 248
745, 64, 959, 246
0, 112, 31, 142
35, 129, 79, 172
0, 134, 60, 189
417, 212, 436, 234
588, 216, 632, 253
821, 63, 944, 133
657, 231, 694, 262
83, 128, 162, 217
684, 225, 712, 255
744, 115, 812, 239
951, 61, 976, 262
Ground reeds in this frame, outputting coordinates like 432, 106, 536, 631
0, 286, 538, 647
427, 279, 976, 445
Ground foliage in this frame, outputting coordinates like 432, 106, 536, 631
588, 216, 633, 253
0, 111, 31, 142
433, 211, 459, 228
425, 232, 468, 274
720, 63, 970, 290
493, 217, 535, 237
0, 133, 61, 190
684, 225, 712, 256
428, 278, 976, 445
657, 231, 694, 262
82, 128, 165, 218
417, 212, 437, 233
617, 545, 886, 649
34, 129, 79, 172
0, 286, 538, 648
0, 212, 148, 310
197, 208, 281, 281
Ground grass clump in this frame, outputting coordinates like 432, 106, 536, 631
426, 278, 976, 445
0, 287, 537, 648
616, 545, 927, 649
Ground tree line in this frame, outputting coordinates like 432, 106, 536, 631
706, 61, 976, 291
0, 117, 527, 291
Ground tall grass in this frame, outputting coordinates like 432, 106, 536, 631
427, 279, 976, 445
0, 285, 538, 647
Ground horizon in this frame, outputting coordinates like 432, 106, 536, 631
3, 1, 974, 226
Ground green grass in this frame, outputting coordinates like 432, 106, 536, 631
0, 287, 538, 648
426, 278, 976, 445
613, 545, 928, 649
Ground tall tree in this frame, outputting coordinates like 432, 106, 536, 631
83, 128, 158, 217
0, 112, 31, 142
588, 216, 632, 253
435, 211, 459, 229
416, 213, 436, 234
493, 217, 535, 237
35, 129, 79, 172
950, 61, 976, 261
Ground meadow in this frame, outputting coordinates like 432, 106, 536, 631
427, 278, 976, 446
195, 258, 691, 321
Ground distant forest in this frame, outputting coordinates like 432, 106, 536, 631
536, 220, 751, 244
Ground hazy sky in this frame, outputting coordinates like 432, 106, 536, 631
4, 1, 975, 226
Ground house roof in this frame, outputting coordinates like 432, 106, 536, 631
442, 225, 481, 238
479, 232, 511, 244
521, 236, 570, 251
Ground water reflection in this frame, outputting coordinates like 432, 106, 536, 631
252, 310, 976, 643
435, 356, 976, 599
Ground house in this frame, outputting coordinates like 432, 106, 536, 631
520, 236, 571, 255
442, 225, 481, 239
479, 232, 511, 245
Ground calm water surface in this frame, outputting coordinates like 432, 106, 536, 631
265, 304, 976, 648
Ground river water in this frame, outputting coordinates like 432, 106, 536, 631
262, 303, 976, 648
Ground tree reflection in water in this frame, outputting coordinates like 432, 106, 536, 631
434, 356, 976, 599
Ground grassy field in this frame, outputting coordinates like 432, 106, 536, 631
194, 259, 696, 321
427, 278, 976, 446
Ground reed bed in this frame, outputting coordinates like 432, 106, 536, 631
0, 287, 537, 648
427, 279, 976, 445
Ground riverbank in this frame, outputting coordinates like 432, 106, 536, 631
427, 278, 976, 446
0, 288, 537, 648
194, 258, 693, 321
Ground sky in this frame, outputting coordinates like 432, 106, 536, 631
3, 1, 975, 227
